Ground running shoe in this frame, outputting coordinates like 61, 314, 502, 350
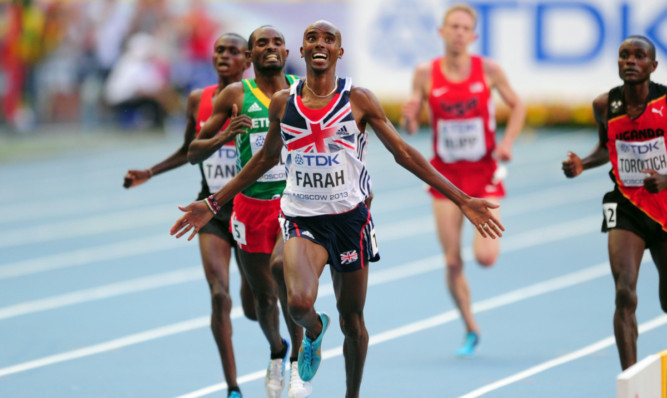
298, 312, 330, 381
228, 391, 242, 398
288, 361, 312, 398
455, 331, 479, 356
265, 339, 289, 398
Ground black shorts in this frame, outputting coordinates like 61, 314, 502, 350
198, 198, 236, 246
602, 188, 667, 248
279, 203, 381, 272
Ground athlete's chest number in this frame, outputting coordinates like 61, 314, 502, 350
603, 202, 618, 228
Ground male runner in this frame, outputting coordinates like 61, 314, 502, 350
562, 35, 667, 370
186, 25, 310, 398
402, 3, 525, 356
171, 20, 503, 398
122, 33, 253, 398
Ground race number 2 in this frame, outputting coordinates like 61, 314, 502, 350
603, 202, 617, 228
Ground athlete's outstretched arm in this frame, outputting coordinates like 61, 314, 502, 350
187, 84, 252, 164
171, 90, 288, 241
123, 89, 202, 188
563, 93, 610, 178
352, 86, 503, 238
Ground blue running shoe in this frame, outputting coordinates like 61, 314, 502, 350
228, 391, 242, 398
298, 312, 330, 381
455, 332, 479, 356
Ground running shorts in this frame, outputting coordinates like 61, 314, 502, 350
428, 158, 505, 200
602, 188, 667, 248
279, 203, 380, 272
198, 199, 236, 246
231, 193, 281, 254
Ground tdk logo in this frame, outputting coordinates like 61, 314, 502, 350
299, 153, 341, 166
619, 140, 661, 154
217, 148, 237, 159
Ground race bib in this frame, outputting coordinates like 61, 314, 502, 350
288, 152, 350, 202
230, 215, 247, 245
202, 145, 237, 192
249, 132, 287, 182
603, 202, 618, 228
615, 137, 667, 186
436, 117, 486, 162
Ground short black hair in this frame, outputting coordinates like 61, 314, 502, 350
625, 35, 656, 60
248, 25, 280, 50
217, 33, 248, 49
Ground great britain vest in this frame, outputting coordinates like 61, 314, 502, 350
280, 77, 372, 216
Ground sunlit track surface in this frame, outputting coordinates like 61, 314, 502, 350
1, 129, 664, 398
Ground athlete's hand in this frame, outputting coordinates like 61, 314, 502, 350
460, 198, 504, 239
642, 169, 667, 193
401, 97, 421, 135
562, 152, 583, 178
170, 201, 213, 241
123, 169, 151, 188
495, 138, 514, 162
225, 103, 253, 139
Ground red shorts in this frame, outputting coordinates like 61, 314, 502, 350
231, 194, 281, 254
428, 158, 505, 200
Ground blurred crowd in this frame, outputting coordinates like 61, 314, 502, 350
0, 0, 227, 133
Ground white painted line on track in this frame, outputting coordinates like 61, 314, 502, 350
0, 315, 213, 378
0, 235, 183, 280
0, 255, 614, 379
1, 175, 604, 249
459, 312, 667, 398
0, 214, 600, 319
0, 204, 176, 249
0, 267, 206, 320
175, 260, 621, 398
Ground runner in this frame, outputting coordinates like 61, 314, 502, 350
171, 20, 503, 397
186, 25, 310, 398
562, 35, 667, 370
402, 3, 525, 356
122, 33, 253, 398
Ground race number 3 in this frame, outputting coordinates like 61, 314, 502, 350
231, 216, 247, 245
603, 203, 618, 228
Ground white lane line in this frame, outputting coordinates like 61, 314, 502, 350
0, 235, 184, 280
0, 191, 600, 278
0, 205, 176, 249
372, 178, 610, 222
0, 316, 213, 378
175, 260, 618, 398
1, 174, 604, 249
0, 267, 206, 320
0, 250, 613, 379
0, 215, 600, 319
459, 313, 667, 398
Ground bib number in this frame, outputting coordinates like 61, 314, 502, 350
603, 202, 617, 228
369, 227, 379, 256
231, 216, 247, 245
615, 137, 667, 187
436, 117, 486, 162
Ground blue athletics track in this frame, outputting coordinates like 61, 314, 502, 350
0, 127, 665, 398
